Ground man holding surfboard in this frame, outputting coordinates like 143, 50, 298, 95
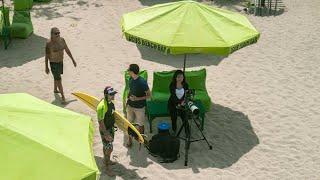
97, 86, 118, 176
126, 64, 151, 147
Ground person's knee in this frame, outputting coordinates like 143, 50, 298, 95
139, 125, 144, 134
107, 149, 113, 155
126, 106, 135, 122
53, 74, 61, 81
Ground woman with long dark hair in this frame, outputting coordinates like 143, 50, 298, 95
168, 70, 189, 132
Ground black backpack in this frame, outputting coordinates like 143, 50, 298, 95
148, 131, 180, 163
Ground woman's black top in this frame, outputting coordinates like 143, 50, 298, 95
167, 82, 189, 111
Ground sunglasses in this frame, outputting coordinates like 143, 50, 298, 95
54, 32, 60, 35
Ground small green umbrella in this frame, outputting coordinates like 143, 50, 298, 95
121, 0, 260, 71
0, 93, 99, 180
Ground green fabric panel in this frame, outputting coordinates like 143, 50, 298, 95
0, 7, 10, 28
152, 70, 174, 93
82, 172, 98, 180
0, 93, 99, 179
193, 90, 211, 111
11, 11, 33, 38
152, 69, 211, 111
12, 11, 32, 24
0, 10, 3, 34
0, 128, 97, 180
13, 0, 33, 11
1, 7, 10, 37
121, 0, 259, 55
122, 70, 148, 111
151, 91, 170, 102
0, 8, 11, 49
185, 69, 206, 91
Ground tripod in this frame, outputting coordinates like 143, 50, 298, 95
176, 108, 213, 166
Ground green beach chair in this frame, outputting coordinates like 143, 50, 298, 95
122, 70, 148, 113
152, 69, 211, 111
11, 0, 33, 39
13, 0, 33, 11
0, 6, 11, 49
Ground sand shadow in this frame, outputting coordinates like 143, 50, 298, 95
138, 0, 181, 6
212, 0, 247, 7
138, 0, 246, 12
51, 93, 77, 107
251, 7, 285, 17
33, 0, 102, 20
211, 0, 247, 12
137, 45, 225, 68
94, 156, 147, 180
0, 34, 47, 68
146, 102, 259, 171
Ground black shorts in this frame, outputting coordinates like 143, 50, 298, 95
50, 62, 63, 80
100, 128, 115, 150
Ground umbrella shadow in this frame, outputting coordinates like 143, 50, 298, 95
252, 7, 285, 17
213, 0, 247, 6
146, 102, 259, 172
95, 156, 147, 180
51, 93, 77, 107
138, 0, 181, 6
0, 34, 47, 68
32, 0, 103, 20
137, 45, 225, 68
138, 0, 221, 6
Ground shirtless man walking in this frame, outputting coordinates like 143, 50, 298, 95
45, 27, 77, 103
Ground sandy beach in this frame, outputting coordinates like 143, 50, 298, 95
1, 0, 320, 179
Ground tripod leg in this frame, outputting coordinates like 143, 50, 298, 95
184, 138, 188, 166
184, 121, 191, 166
193, 117, 213, 150
176, 121, 184, 137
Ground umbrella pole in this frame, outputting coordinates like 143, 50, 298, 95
183, 54, 187, 72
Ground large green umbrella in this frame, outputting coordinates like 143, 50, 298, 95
121, 0, 260, 71
0, 93, 99, 180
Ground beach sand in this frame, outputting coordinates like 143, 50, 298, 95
1, 0, 320, 179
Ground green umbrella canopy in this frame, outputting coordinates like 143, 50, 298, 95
0, 93, 99, 180
121, 0, 260, 56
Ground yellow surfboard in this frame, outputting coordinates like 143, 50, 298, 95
72, 92, 144, 144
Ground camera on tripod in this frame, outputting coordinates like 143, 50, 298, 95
177, 89, 213, 166
184, 89, 199, 117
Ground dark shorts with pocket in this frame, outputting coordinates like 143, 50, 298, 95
50, 62, 63, 80
100, 128, 115, 151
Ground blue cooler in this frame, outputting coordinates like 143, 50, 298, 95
157, 122, 170, 133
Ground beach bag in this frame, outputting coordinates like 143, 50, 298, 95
149, 132, 180, 163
